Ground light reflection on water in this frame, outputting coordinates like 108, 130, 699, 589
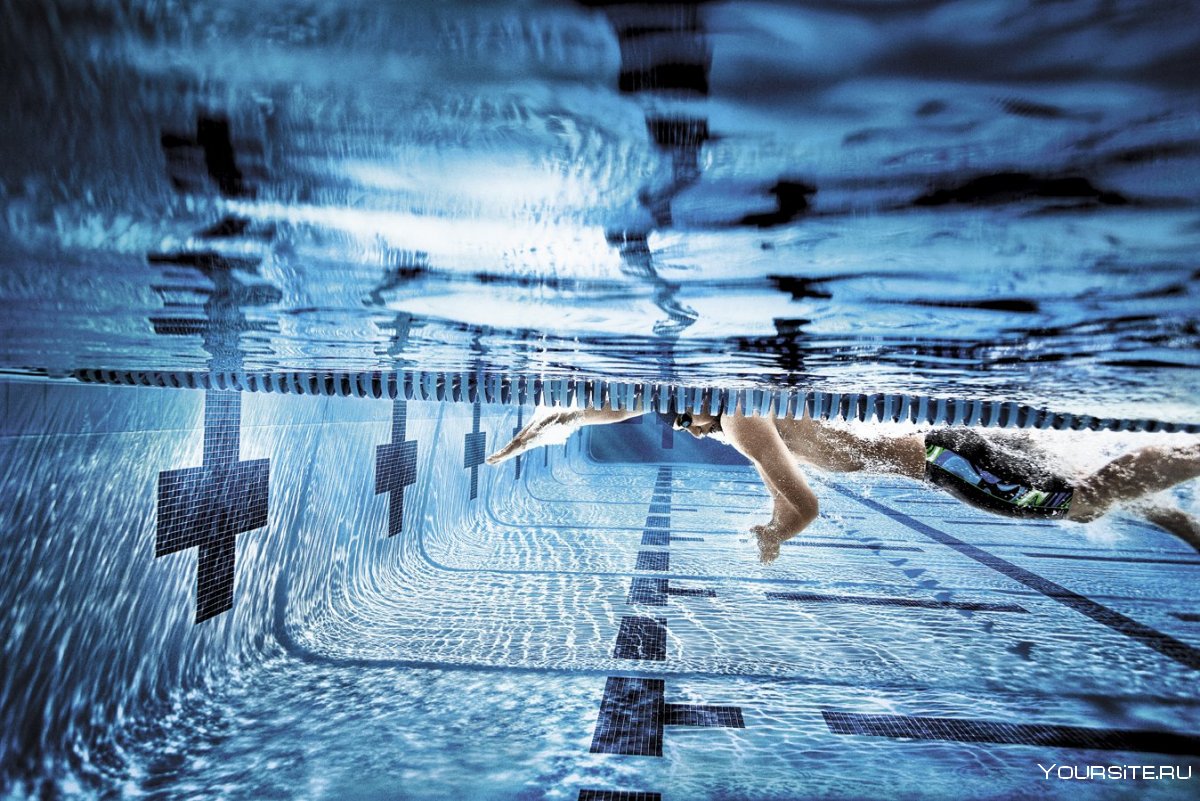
1, 0, 1198, 418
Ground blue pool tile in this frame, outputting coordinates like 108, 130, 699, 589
641, 530, 703, 546
664, 705, 745, 728
636, 551, 669, 572
644, 515, 670, 529
641, 530, 670, 547
591, 678, 664, 756
628, 578, 670, 606
613, 617, 667, 661
665, 586, 716, 599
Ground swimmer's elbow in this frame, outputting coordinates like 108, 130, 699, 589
783, 492, 819, 533
798, 496, 819, 529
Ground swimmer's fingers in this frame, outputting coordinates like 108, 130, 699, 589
485, 436, 526, 465
485, 420, 544, 464
486, 411, 578, 464
751, 522, 784, 564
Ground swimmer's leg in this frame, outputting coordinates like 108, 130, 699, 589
1068, 443, 1200, 523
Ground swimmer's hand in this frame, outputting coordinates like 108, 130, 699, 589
486, 409, 585, 465
751, 501, 810, 564
486, 406, 646, 465
751, 523, 788, 565
1134, 503, 1200, 554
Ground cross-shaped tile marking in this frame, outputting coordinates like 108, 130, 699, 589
464, 400, 486, 500
375, 400, 419, 537
590, 677, 745, 756
641, 530, 704, 547
156, 391, 269, 623
627, 578, 716, 606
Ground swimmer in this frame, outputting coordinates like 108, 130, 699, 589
486, 405, 1200, 563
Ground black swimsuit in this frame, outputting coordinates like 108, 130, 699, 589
923, 429, 1074, 518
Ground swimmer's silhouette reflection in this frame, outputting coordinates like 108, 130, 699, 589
488, 406, 1200, 563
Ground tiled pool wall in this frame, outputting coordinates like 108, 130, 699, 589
0, 381, 506, 775
2, 379, 1199, 799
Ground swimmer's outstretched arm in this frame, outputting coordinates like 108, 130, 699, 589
722, 415, 819, 562
1133, 503, 1200, 553
486, 406, 646, 465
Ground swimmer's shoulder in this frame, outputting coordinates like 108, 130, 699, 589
773, 413, 817, 437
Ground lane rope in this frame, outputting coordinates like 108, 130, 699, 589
67, 368, 1200, 433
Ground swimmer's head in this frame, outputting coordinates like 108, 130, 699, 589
670, 411, 721, 439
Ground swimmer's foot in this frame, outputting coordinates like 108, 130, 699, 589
1137, 505, 1200, 553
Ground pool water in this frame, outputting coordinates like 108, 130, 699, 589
2, 385, 1198, 799
2, 1, 1200, 799
2, 0, 1199, 416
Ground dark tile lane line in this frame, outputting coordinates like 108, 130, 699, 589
767, 592, 1028, 613
822, 711, 1200, 755
1020, 552, 1200, 566
828, 482, 1200, 671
